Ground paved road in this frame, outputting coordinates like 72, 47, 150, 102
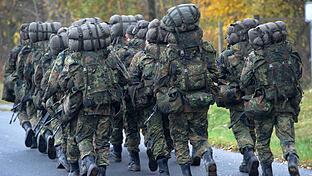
0, 108, 311, 176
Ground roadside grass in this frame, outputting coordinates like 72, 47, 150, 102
0, 83, 10, 105
208, 90, 312, 168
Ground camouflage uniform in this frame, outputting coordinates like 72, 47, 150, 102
2, 45, 23, 102
155, 40, 218, 175
62, 49, 124, 173
129, 43, 172, 162
240, 41, 302, 175
217, 42, 256, 155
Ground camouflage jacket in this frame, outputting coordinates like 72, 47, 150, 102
4, 45, 23, 79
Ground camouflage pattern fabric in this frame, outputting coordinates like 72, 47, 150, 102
217, 41, 256, 153
168, 111, 211, 164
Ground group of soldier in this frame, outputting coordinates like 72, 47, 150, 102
2, 3, 303, 176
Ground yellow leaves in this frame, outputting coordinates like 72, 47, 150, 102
13, 32, 20, 46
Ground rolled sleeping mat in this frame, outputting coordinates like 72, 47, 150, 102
68, 22, 111, 51
29, 21, 62, 43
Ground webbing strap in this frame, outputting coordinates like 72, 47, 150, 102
86, 23, 95, 51
94, 23, 102, 49
77, 26, 84, 51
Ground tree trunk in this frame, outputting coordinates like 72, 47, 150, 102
147, 0, 157, 20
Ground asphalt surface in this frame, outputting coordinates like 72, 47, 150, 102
0, 105, 311, 176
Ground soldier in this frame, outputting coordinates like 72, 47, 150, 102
240, 21, 302, 176
2, 24, 29, 103
62, 22, 121, 176
155, 4, 218, 176
128, 19, 173, 175
216, 19, 259, 175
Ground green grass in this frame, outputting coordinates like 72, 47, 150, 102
208, 90, 312, 168
0, 83, 10, 104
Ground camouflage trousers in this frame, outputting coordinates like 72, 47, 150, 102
146, 108, 173, 159
168, 110, 212, 165
66, 116, 80, 162
26, 101, 38, 127
124, 108, 141, 153
255, 112, 297, 164
230, 110, 256, 153
110, 112, 124, 146
75, 111, 112, 166
18, 109, 30, 126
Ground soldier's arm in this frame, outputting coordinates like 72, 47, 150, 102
240, 55, 255, 89
154, 48, 171, 93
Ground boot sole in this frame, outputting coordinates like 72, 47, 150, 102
147, 149, 158, 172
191, 156, 201, 166
47, 137, 56, 159
248, 159, 259, 176
38, 134, 47, 153
206, 162, 217, 176
288, 165, 300, 176
25, 129, 35, 148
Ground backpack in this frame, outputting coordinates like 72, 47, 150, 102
161, 4, 200, 32
250, 42, 301, 106
109, 15, 143, 38
67, 50, 121, 115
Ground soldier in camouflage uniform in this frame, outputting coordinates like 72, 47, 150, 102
216, 19, 259, 175
155, 23, 218, 175
128, 19, 173, 175
240, 21, 302, 176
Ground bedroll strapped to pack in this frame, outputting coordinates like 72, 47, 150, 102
49, 28, 69, 55
20, 23, 30, 41
109, 14, 143, 38
227, 18, 259, 45
71, 17, 102, 26
161, 4, 200, 32
248, 21, 287, 48
68, 22, 111, 51
29, 22, 62, 43
146, 19, 170, 44
133, 20, 149, 39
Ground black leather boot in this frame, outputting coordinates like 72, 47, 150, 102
47, 134, 56, 159
55, 145, 70, 172
180, 163, 192, 176
112, 144, 122, 162
97, 166, 107, 176
191, 147, 201, 166
128, 152, 141, 171
243, 148, 259, 176
147, 149, 158, 171
202, 150, 217, 176
239, 158, 248, 173
22, 121, 35, 148
81, 155, 98, 176
261, 162, 273, 176
38, 129, 53, 153
157, 157, 170, 176
68, 161, 79, 176
287, 153, 300, 176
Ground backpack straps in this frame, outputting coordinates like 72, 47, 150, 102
77, 26, 84, 51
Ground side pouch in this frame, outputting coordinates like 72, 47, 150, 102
63, 90, 83, 123
128, 83, 154, 109
32, 90, 44, 110
184, 91, 214, 108
156, 87, 183, 114
2, 76, 16, 102
243, 92, 272, 120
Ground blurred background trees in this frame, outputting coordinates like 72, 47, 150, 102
0, 0, 310, 86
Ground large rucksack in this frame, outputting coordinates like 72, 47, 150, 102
71, 17, 102, 26
161, 4, 200, 32
49, 28, 69, 55
68, 50, 121, 115
68, 22, 111, 51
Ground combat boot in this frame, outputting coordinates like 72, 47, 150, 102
157, 157, 170, 176
191, 147, 201, 166
81, 155, 98, 176
180, 163, 192, 176
147, 149, 158, 171
239, 159, 248, 173
22, 121, 35, 148
202, 150, 217, 176
97, 166, 107, 176
68, 161, 79, 176
112, 144, 122, 162
55, 145, 70, 172
128, 152, 141, 171
38, 129, 53, 153
287, 153, 300, 176
47, 134, 56, 159
243, 147, 259, 176
261, 162, 273, 176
